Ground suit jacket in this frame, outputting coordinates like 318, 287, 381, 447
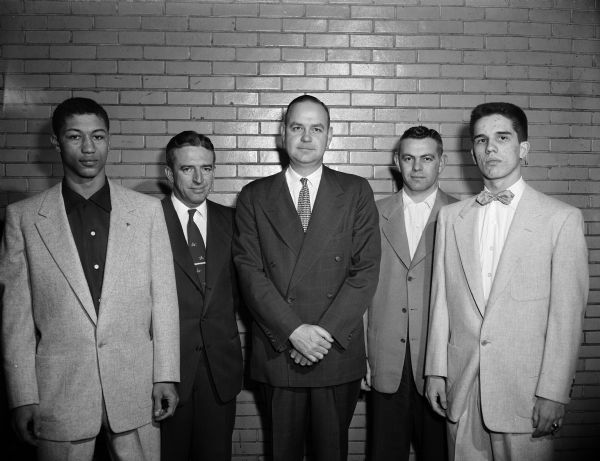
233, 166, 381, 387
425, 184, 588, 432
161, 198, 243, 404
0, 180, 180, 441
368, 189, 456, 395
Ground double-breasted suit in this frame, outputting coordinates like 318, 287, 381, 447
425, 184, 588, 433
233, 166, 381, 388
368, 189, 455, 395
0, 180, 180, 442
161, 198, 243, 404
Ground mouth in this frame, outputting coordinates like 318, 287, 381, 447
79, 159, 98, 167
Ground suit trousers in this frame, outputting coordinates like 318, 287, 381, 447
260, 379, 361, 461
447, 376, 554, 461
369, 343, 447, 461
161, 352, 236, 461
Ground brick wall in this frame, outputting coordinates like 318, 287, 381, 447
0, 0, 598, 459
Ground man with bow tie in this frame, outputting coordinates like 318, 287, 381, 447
424, 102, 588, 461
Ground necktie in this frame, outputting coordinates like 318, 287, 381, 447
297, 178, 311, 232
476, 189, 514, 206
187, 209, 206, 288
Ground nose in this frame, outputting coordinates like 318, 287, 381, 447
192, 169, 204, 183
301, 130, 311, 142
81, 135, 95, 153
485, 139, 496, 154
413, 159, 423, 171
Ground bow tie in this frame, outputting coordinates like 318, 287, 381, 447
476, 189, 514, 206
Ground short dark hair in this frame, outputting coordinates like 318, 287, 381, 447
284, 94, 330, 128
52, 97, 109, 136
469, 102, 528, 142
394, 125, 443, 158
165, 131, 215, 168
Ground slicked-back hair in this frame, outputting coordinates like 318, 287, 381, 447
284, 94, 330, 128
52, 97, 110, 136
470, 102, 528, 142
165, 131, 215, 168
394, 125, 444, 159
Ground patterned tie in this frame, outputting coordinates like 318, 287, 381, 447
476, 189, 514, 206
297, 178, 311, 232
187, 209, 206, 289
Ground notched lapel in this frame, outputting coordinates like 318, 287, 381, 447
380, 196, 411, 270
35, 185, 97, 324
410, 192, 449, 268
263, 172, 304, 255
454, 199, 485, 316
204, 202, 230, 309
486, 187, 541, 310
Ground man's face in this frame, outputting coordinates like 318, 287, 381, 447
395, 137, 445, 198
281, 100, 332, 174
472, 114, 529, 188
165, 145, 215, 207
51, 113, 109, 183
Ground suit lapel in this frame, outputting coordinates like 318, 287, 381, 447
204, 201, 229, 311
162, 197, 204, 294
410, 190, 451, 269
380, 194, 411, 270
454, 198, 486, 316
100, 181, 138, 304
486, 186, 541, 311
289, 167, 346, 289
263, 171, 305, 256
35, 183, 97, 324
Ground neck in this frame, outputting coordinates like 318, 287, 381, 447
483, 176, 520, 194
404, 185, 437, 203
289, 163, 321, 177
64, 174, 106, 199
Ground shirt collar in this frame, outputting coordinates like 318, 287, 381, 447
62, 178, 111, 214
483, 177, 526, 209
402, 187, 437, 210
171, 193, 207, 218
286, 165, 323, 186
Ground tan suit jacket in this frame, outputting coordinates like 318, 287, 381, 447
0, 180, 180, 441
368, 189, 455, 394
425, 184, 588, 432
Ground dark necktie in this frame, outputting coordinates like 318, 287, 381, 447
476, 189, 514, 206
297, 178, 311, 232
187, 209, 206, 288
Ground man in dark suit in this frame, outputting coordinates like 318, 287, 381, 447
366, 126, 454, 461
160, 131, 243, 460
233, 95, 381, 461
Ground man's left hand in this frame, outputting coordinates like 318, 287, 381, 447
532, 396, 564, 438
152, 382, 179, 421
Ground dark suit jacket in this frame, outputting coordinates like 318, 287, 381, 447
233, 166, 381, 388
162, 198, 243, 404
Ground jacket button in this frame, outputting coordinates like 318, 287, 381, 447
327, 293, 333, 299
287, 296, 295, 303
334, 256, 342, 262
407, 276, 413, 281
402, 308, 407, 313
400, 338, 406, 343
481, 340, 490, 346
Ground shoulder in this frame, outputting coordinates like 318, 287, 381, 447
324, 166, 369, 188
438, 188, 458, 205
208, 199, 234, 220
376, 193, 400, 214
525, 186, 583, 223
6, 184, 60, 216
239, 171, 283, 195
110, 182, 161, 208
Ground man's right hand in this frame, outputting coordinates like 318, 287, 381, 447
425, 376, 448, 418
289, 324, 333, 363
12, 404, 41, 446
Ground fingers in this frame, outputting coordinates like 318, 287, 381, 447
12, 405, 39, 446
289, 324, 334, 363
152, 383, 179, 421
425, 377, 447, 418
313, 325, 334, 343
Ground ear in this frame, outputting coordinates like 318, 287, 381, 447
438, 153, 448, 174
519, 141, 530, 164
50, 134, 60, 153
326, 126, 333, 149
393, 153, 401, 170
471, 148, 477, 165
164, 166, 174, 184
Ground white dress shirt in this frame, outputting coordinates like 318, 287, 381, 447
403, 188, 438, 260
286, 165, 322, 211
477, 177, 526, 306
171, 194, 208, 245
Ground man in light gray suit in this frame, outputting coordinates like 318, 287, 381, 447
366, 126, 454, 461
425, 102, 588, 461
0, 98, 180, 461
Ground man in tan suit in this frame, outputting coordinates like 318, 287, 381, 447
425, 102, 588, 461
0, 98, 180, 460
366, 126, 454, 461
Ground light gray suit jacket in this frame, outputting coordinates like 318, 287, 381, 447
0, 180, 180, 441
368, 189, 455, 395
425, 184, 588, 432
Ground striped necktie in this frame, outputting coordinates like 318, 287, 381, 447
187, 209, 206, 288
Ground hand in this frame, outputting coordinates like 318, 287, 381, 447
152, 382, 179, 421
532, 397, 565, 438
425, 376, 448, 418
289, 348, 313, 366
11, 404, 40, 446
361, 360, 371, 391
289, 324, 333, 363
